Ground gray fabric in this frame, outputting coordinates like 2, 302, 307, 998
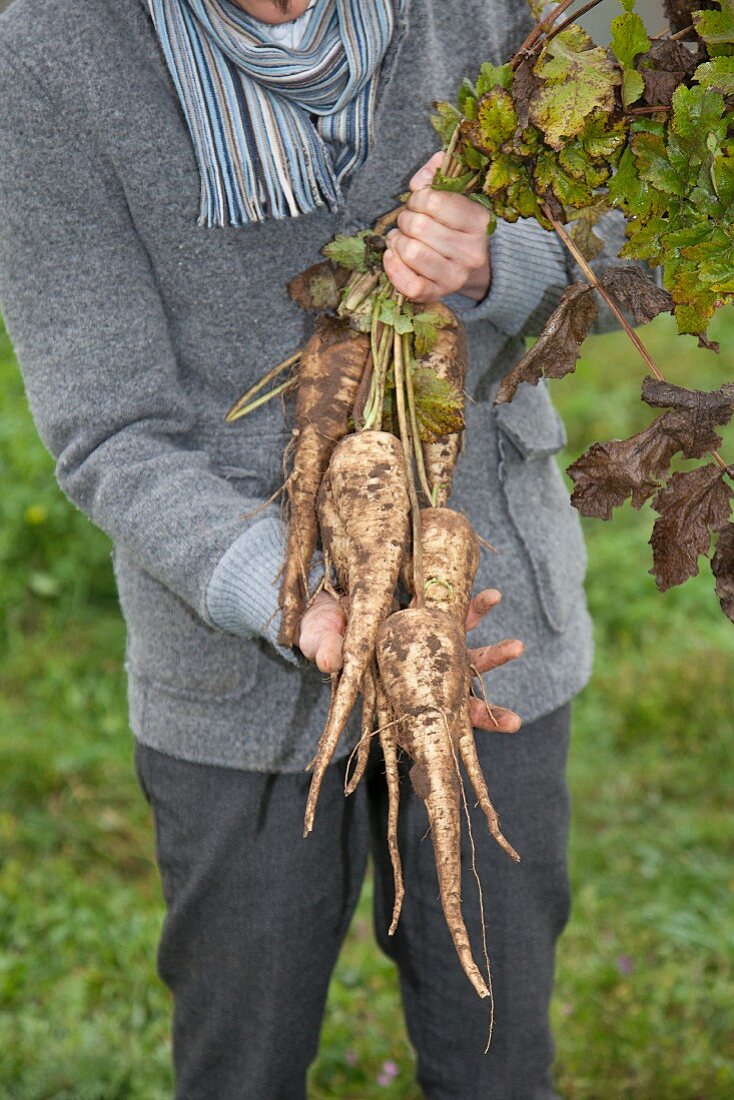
0, 0, 619, 771
134, 702, 571, 1100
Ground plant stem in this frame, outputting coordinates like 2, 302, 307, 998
403, 332, 434, 503
542, 203, 730, 475
626, 104, 672, 115
223, 376, 297, 422
225, 351, 300, 422
544, 0, 607, 46
511, 0, 576, 70
374, 205, 403, 235
393, 315, 425, 605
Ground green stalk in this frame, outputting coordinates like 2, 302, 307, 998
403, 332, 434, 504
393, 318, 425, 606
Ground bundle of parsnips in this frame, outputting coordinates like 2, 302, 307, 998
226, 0, 734, 1004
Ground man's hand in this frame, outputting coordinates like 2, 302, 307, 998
382, 151, 492, 304
297, 586, 524, 733
466, 588, 524, 733
298, 590, 347, 674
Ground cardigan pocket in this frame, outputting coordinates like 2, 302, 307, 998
114, 546, 260, 700
494, 381, 587, 634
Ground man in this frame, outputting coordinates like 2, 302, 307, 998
0, 0, 601, 1096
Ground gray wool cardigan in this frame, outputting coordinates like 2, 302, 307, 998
0, 0, 623, 772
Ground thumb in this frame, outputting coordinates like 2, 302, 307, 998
409, 150, 444, 191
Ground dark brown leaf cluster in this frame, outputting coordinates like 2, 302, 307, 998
567, 378, 734, 519
649, 463, 733, 590
712, 523, 734, 622
288, 260, 350, 312
638, 39, 699, 107
494, 269, 672, 406
598, 268, 674, 325
494, 283, 598, 404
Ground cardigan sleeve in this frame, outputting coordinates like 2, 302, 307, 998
445, 209, 648, 340
0, 44, 303, 658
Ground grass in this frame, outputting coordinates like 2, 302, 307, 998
1, 306, 733, 1098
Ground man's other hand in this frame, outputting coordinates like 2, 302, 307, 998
382, 150, 492, 304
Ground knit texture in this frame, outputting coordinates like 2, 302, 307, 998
0, 0, 629, 772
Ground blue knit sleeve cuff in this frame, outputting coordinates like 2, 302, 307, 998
205, 512, 324, 666
444, 216, 567, 336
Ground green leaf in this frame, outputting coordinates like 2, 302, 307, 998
693, 0, 734, 46
580, 112, 628, 160
711, 154, 734, 206
619, 0, 636, 10
695, 55, 734, 95
412, 367, 465, 441
431, 101, 462, 145
431, 169, 475, 193
412, 310, 453, 359
534, 152, 593, 207
476, 61, 513, 96
620, 215, 669, 263
608, 145, 654, 216
631, 131, 686, 195
610, 11, 651, 107
530, 25, 621, 149
483, 153, 523, 194
379, 299, 415, 334
475, 87, 517, 152
458, 77, 478, 118
671, 84, 726, 149
322, 231, 369, 272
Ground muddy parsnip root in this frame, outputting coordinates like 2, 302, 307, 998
278, 317, 370, 647
303, 430, 410, 836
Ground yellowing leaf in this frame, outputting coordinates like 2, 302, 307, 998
530, 26, 621, 149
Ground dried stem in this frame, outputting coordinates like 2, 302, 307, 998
511, 0, 576, 70
542, 203, 730, 475
393, 311, 425, 605
626, 104, 672, 115
403, 332, 434, 503
225, 351, 300, 422
223, 376, 297, 422
544, 0, 607, 46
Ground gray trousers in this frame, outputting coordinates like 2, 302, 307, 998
134, 702, 571, 1100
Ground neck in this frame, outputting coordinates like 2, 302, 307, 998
230, 0, 313, 24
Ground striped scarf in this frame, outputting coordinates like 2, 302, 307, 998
148, 0, 401, 227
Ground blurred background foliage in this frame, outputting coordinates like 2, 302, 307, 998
1, 296, 733, 1098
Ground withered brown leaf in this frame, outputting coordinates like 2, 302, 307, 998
512, 56, 541, 132
599, 267, 674, 325
494, 283, 598, 404
568, 421, 678, 518
642, 376, 734, 456
639, 39, 698, 107
567, 378, 734, 519
649, 463, 733, 590
287, 260, 349, 312
712, 523, 734, 623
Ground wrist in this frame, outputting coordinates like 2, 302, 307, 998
457, 253, 491, 302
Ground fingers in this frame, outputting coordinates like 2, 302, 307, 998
385, 228, 468, 297
382, 243, 443, 304
408, 185, 491, 235
466, 588, 502, 632
469, 699, 522, 734
298, 592, 347, 674
469, 638, 525, 675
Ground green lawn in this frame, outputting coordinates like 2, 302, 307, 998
0, 307, 732, 1098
